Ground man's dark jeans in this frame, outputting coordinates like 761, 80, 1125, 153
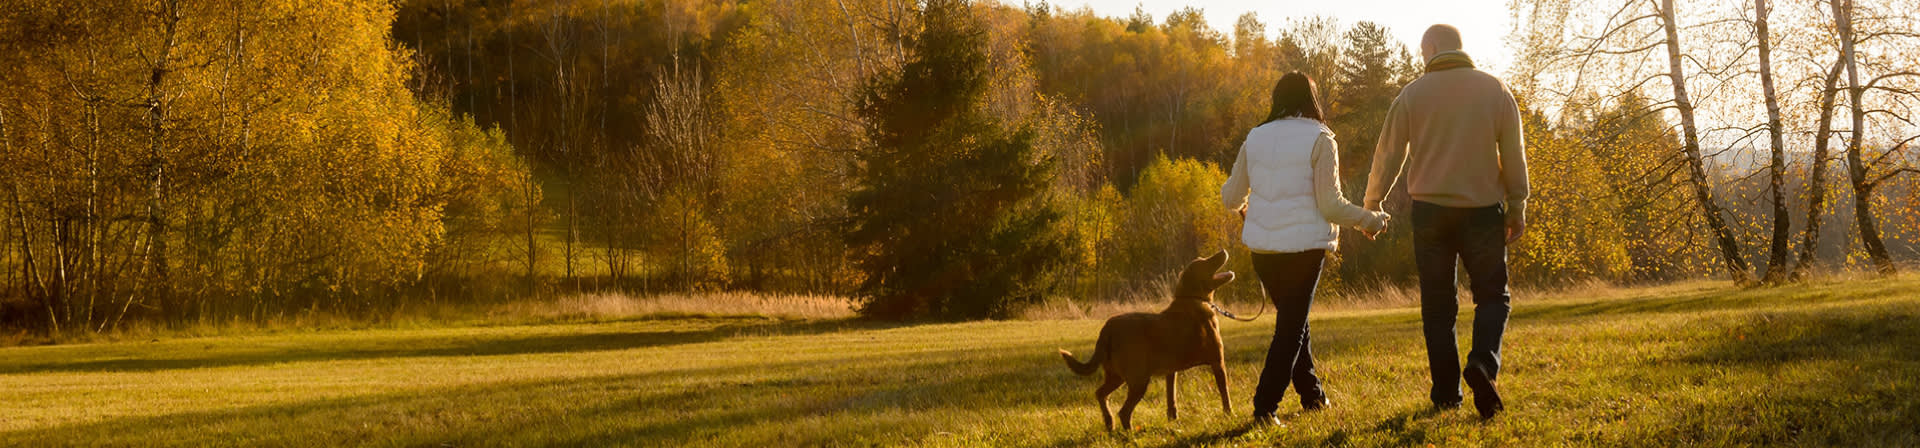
1410, 200, 1512, 406
1249, 249, 1327, 417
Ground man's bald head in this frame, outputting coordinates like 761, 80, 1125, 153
1421, 24, 1462, 61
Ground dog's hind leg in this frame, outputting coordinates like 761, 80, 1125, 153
1096, 370, 1122, 431
1165, 371, 1178, 420
1210, 363, 1232, 414
1117, 376, 1149, 430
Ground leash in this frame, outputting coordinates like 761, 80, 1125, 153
1182, 294, 1266, 322
1209, 300, 1266, 322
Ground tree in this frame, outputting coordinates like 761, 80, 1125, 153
1518, 0, 1756, 282
847, 0, 1072, 320
1831, 0, 1918, 275
642, 60, 728, 290
1753, 0, 1792, 283
0, 0, 534, 332
1503, 101, 1634, 283
138, 0, 184, 317
1791, 46, 1849, 279
1660, 0, 1752, 283
1582, 93, 1707, 280
1124, 5, 1152, 34
1330, 21, 1421, 284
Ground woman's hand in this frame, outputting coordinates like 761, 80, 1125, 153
1360, 212, 1390, 240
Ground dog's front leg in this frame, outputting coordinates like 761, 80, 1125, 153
1210, 363, 1231, 414
1165, 371, 1178, 420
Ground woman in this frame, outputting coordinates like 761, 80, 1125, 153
1221, 72, 1390, 426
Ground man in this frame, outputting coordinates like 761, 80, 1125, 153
1364, 24, 1528, 419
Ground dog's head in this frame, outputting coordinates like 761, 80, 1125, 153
1174, 250, 1236, 300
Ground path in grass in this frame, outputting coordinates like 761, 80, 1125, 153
2, 277, 1917, 446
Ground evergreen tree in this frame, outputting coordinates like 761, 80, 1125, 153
847, 0, 1073, 320
1329, 21, 1421, 285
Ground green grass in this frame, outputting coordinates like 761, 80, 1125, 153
2, 276, 1918, 446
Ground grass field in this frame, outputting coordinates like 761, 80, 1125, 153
2, 276, 1917, 447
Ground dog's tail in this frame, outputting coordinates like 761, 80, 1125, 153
1058, 328, 1109, 376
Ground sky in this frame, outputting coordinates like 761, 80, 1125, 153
1057, 0, 1517, 72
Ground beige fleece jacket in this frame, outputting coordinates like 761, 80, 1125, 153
1363, 64, 1530, 223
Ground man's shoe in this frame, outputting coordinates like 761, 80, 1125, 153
1463, 364, 1504, 419
1301, 396, 1331, 412
1253, 413, 1285, 428
1434, 400, 1462, 411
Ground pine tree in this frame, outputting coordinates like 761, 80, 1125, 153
846, 0, 1072, 320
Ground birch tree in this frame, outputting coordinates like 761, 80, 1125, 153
1832, 0, 1920, 274
1753, 0, 1791, 283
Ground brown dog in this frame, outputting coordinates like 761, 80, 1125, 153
1059, 250, 1236, 431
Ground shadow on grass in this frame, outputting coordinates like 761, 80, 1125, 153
1164, 421, 1258, 446
1510, 279, 1912, 322
1294, 406, 1448, 447
0, 318, 892, 375
1654, 303, 1920, 445
0, 335, 1114, 447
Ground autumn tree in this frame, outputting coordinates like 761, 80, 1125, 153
0, 0, 533, 332
1514, 0, 1763, 282
1753, 0, 1792, 283
1830, 0, 1919, 274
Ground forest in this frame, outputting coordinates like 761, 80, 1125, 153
2, 0, 1917, 331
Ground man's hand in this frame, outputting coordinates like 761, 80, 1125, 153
1360, 213, 1390, 240
1237, 205, 1247, 220
1505, 219, 1527, 245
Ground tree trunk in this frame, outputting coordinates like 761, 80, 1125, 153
13, 187, 54, 334
78, 34, 111, 331
509, 22, 536, 295
1662, 0, 1750, 283
1832, 0, 1896, 275
1791, 57, 1847, 280
1753, 0, 1791, 284
600, 0, 613, 291
549, 17, 578, 289
143, 0, 183, 317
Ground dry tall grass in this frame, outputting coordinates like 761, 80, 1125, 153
495, 291, 859, 321
7, 264, 1898, 347
1017, 278, 1679, 321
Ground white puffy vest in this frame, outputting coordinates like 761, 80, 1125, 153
1240, 119, 1337, 254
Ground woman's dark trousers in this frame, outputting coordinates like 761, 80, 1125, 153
1249, 249, 1328, 417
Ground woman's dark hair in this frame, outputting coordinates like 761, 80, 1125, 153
1265, 72, 1325, 123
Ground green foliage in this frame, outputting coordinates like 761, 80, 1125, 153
847, 0, 1073, 320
